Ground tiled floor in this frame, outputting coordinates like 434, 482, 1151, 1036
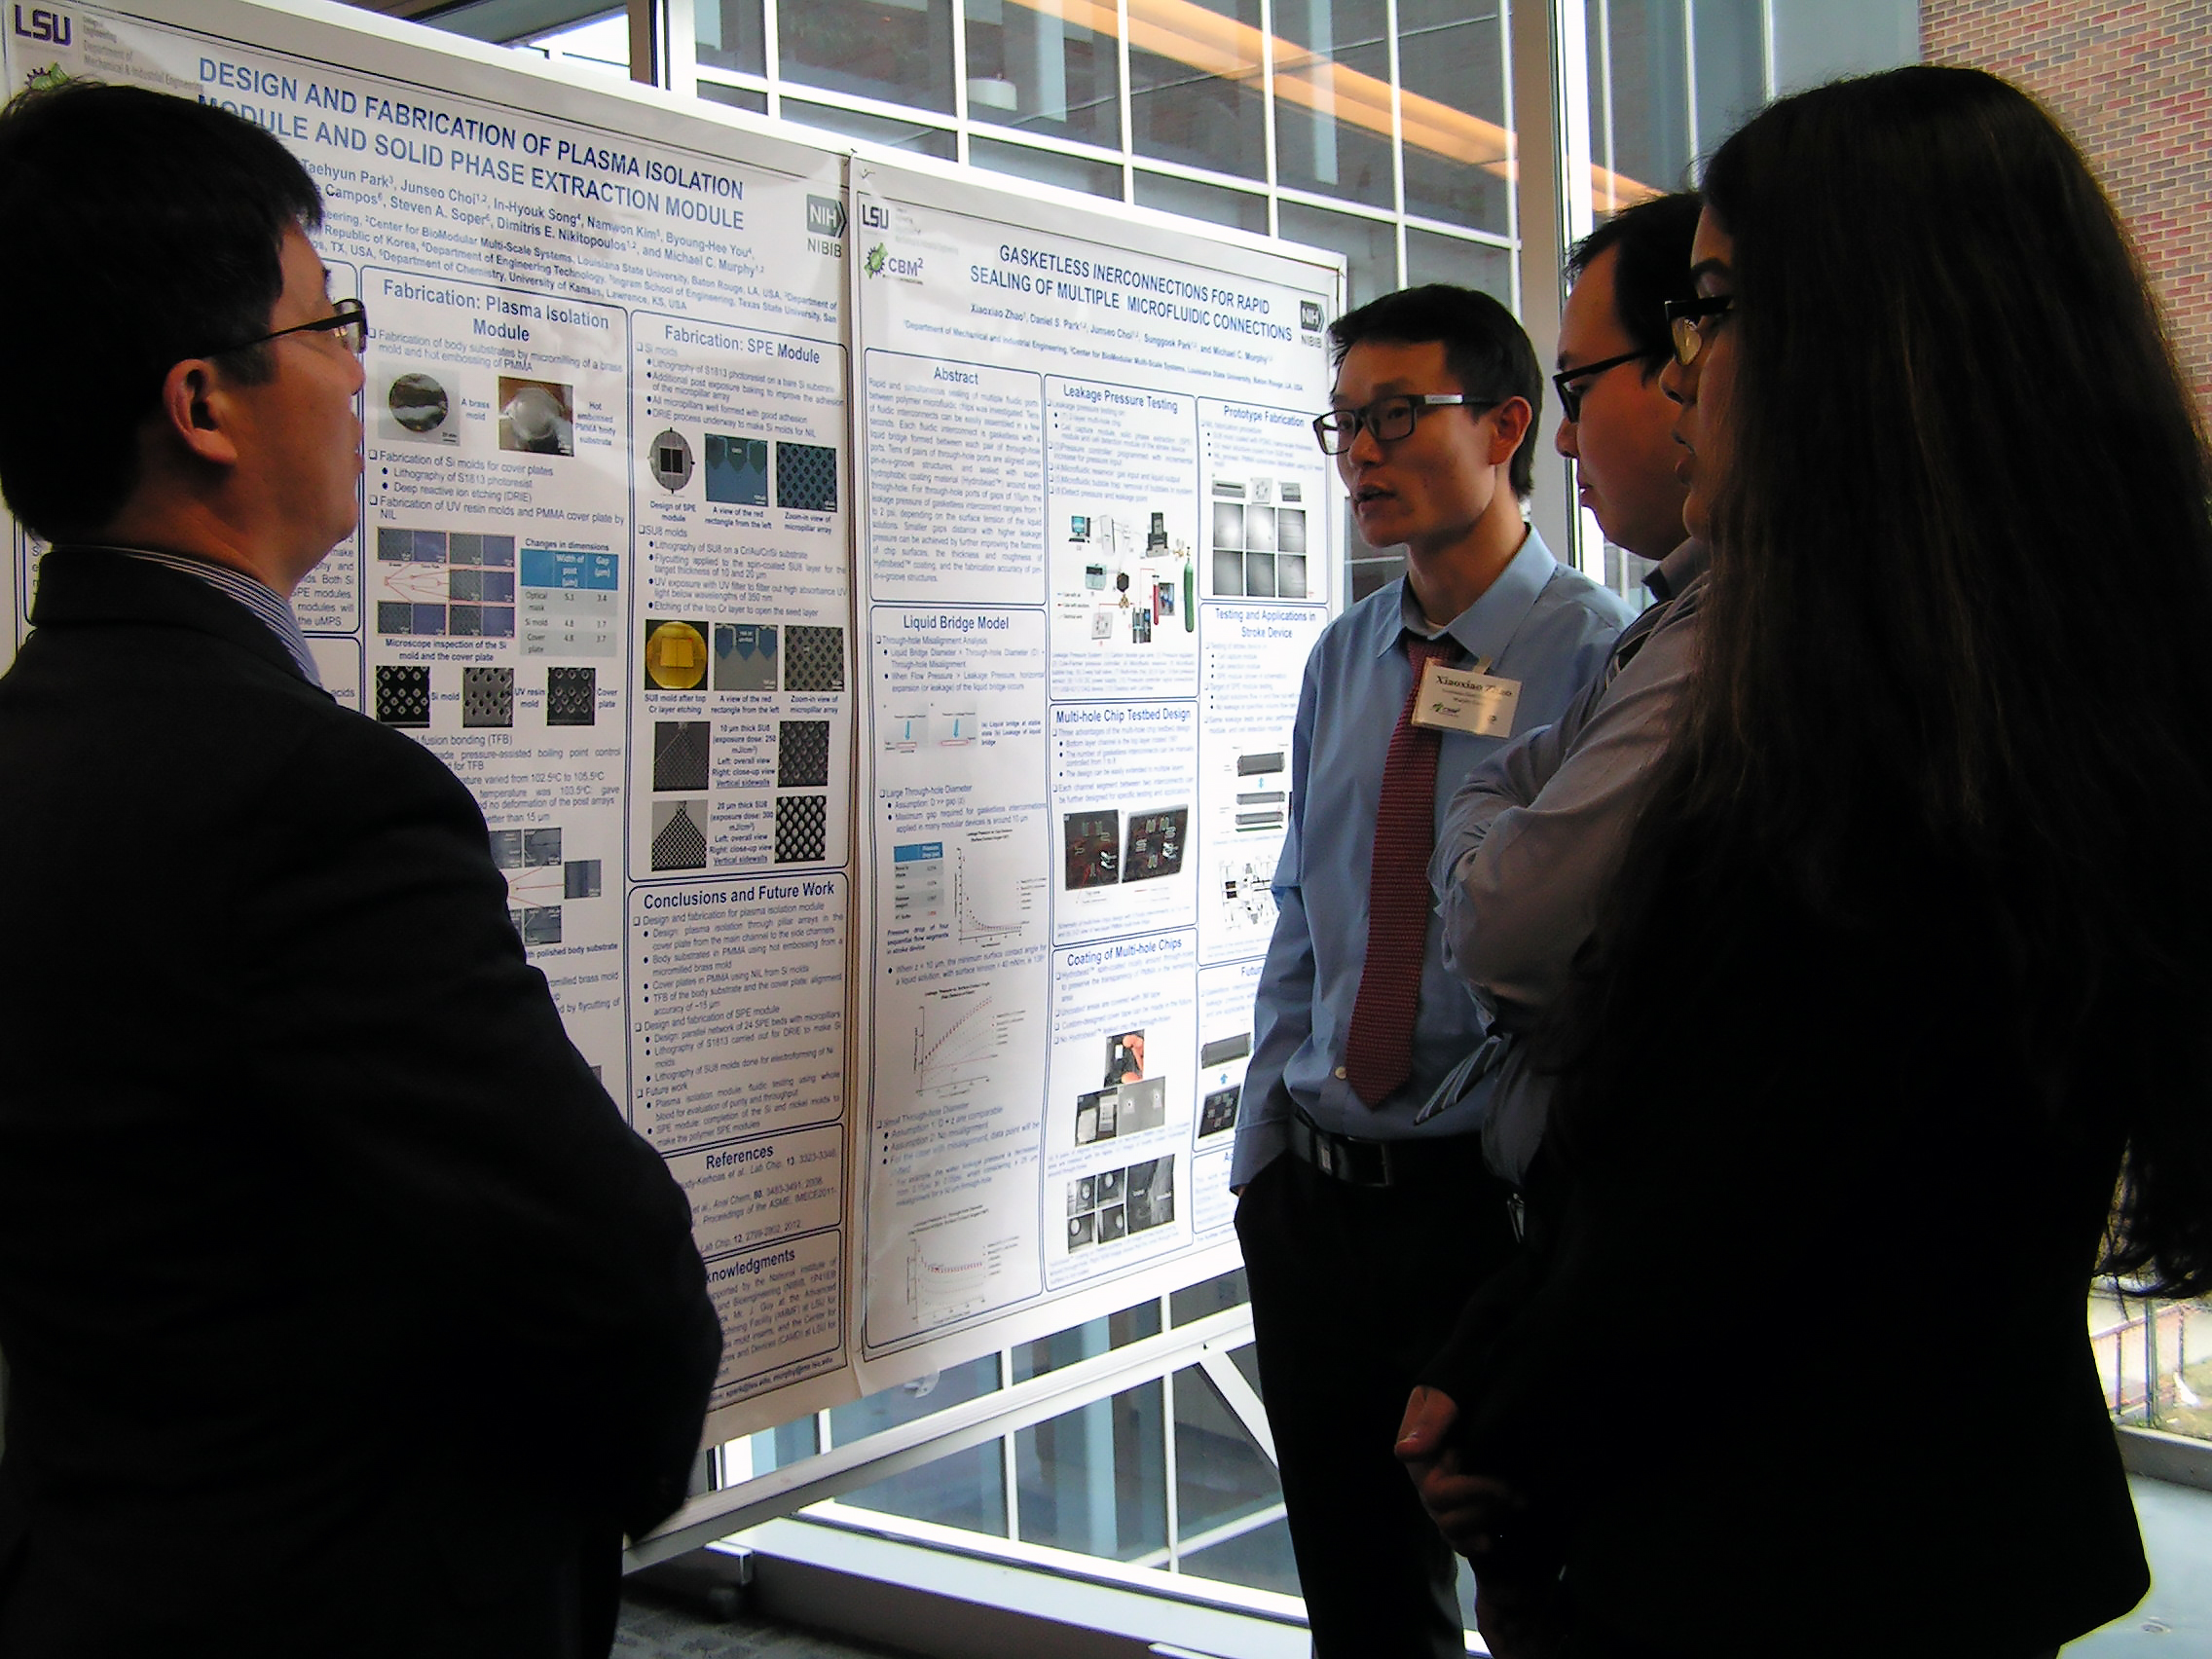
2068, 1477, 2212, 1654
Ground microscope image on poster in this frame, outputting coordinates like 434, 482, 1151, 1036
1074, 1027, 1169, 1148
1207, 474, 1309, 599
1061, 806, 1186, 891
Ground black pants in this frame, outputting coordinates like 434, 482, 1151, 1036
1236, 1143, 1519, 1659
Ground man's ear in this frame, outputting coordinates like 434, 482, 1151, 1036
1486, 395, 1534, 467
154, 356, 243, 471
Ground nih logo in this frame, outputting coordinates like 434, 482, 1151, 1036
805, 194, 847, 239
1300, 300, 1325, 332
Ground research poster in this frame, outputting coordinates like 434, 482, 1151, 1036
3, 0, 1344, 1454
4, 1, 857, 1436
851, 160, 1336, 1373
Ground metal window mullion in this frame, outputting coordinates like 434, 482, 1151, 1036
1117, 0, 1136, 202
1259, 0, 1280, 237
664, 0, 699, 93
1161, 1363, 1184, 1572
1384, 0, 1406, 287
952, 0, 974, 164
1680, 0, 1697, 162
1597, 0, 1614, 190
763, 0, 783, 116
1000, 1346, 1021, 1542
1196, 1345, 1275, 1464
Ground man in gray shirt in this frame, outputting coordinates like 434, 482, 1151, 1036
1393, 193, 1705, 1555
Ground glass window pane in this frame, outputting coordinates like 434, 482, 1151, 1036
1168, 1266, 1249, 1325
2093, 1289, 2212, 1441
725, 1412, 819, 1479
1277, 200, 1394, 313
780, 96, 959, 160
1272, 0, 1394, 210
963, 0, 1122, 149
1404, 227, 1509, 305
696, 0, 765, 75
1172, 1363, 1279, 1535
1588, 0, 1692, 205
1133, 168, 1268, 235
971, 135, 1124, 200
1179, 1512, 1300, 1594
828, 1353, 1000, 1446
524, 10, 630, 76
1128, 0, 1267, 181
1693, 0, 1766, 156
698, 79, 769, 114
780, 0, 957, 114
1012, 1303, 1164, 1384
842, 1441, 1010, 1533
1014, 1381, 1168, 1559
1394, 0, 1508, 232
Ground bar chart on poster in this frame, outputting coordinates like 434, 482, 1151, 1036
2, 0, 1342, 1445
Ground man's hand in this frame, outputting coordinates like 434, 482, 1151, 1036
1394, 1384, 1527, 1557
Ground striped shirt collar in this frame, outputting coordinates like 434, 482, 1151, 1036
92, 546, 322, 687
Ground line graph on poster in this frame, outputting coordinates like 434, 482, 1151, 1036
956, 825, 1047, 944
913, 979, 1026, 1095
903, 1217, 1022, 1324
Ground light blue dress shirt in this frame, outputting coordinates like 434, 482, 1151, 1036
1231, 527, 1634, 1188
1426, 538, 1709, 1181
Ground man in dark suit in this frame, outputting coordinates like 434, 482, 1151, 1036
0, 83, 720, 1657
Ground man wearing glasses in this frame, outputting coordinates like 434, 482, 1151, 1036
0, 85, 718, 1657
1390, 196, 1716, 1594
1232, 284, 1633, 1657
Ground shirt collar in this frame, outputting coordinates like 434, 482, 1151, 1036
92, 545, 323, 687
1645, 537, 1710, 603
1385, 522, 1559, 666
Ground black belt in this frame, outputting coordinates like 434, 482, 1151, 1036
1288, 1109, 1486, 1191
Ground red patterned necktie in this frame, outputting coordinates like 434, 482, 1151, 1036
1344, 634, 1456, 1107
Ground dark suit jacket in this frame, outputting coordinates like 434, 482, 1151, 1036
0, 550, 720, 1657
1422, 845, 2150, 1658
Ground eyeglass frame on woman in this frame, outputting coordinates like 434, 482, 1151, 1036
1311, 392, 1491, 456
1663, 294, 1733, 366
212, 296, 370, 360
1551, 350, 1666, 423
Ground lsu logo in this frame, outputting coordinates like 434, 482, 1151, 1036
860, 200, 891, 231
12, 7, 70, 44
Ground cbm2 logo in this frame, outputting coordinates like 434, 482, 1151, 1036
12, 6, 71, 43
860, 201, 891, 231
805, 195, 846, 239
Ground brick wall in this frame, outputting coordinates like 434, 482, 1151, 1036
1923, 2, 2212, 416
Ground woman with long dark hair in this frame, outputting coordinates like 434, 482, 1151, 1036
1411, 65, 2212, 1659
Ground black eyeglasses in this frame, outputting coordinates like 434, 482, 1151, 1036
213, 296, 370, 359
1663, 294, 1733, 366
1311, 393, 1486, 456
1551, 350, 1664, 423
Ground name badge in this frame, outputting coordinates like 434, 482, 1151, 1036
1412, 659, 1520, 738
